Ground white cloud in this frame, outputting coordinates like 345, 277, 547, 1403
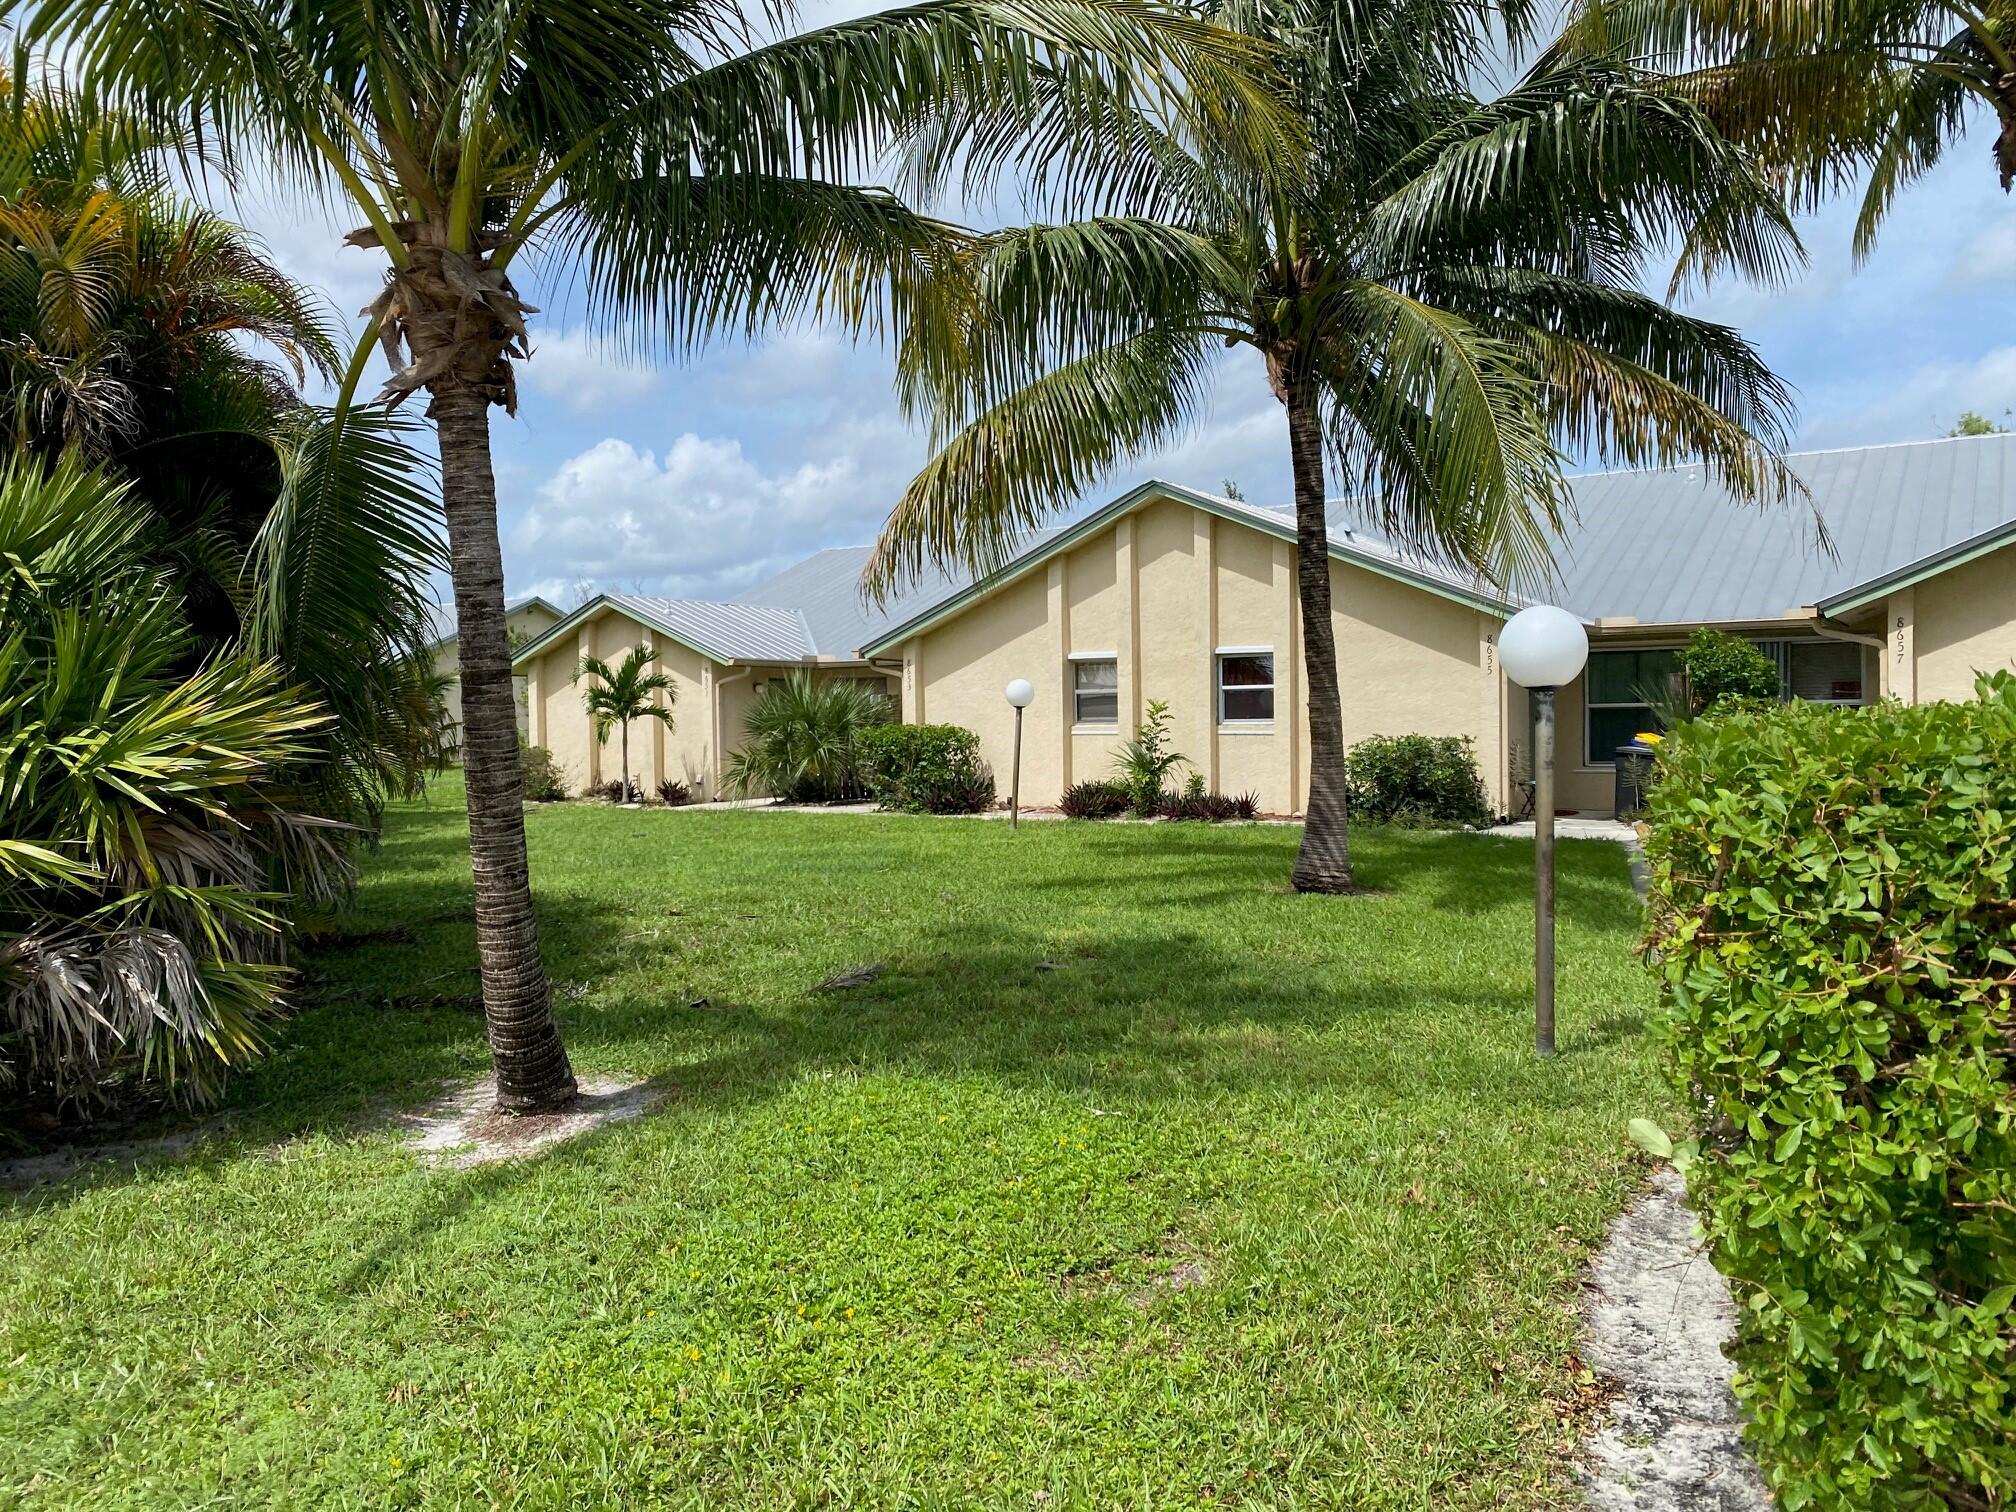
1951, 218, 2016, 288
519, 329, 661, 414
1798, 345, 2016, 449
508, 423, 926, 598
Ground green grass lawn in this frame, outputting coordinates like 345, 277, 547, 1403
1, 780, 1665, 1510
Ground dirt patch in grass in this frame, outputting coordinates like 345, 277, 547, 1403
0, 1121, 228, 1189
399, 1075, 668, 1169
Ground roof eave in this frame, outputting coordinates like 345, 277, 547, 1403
1817, 518, 2016, 616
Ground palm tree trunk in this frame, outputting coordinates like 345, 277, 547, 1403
1281, 374, 1356, 894
433, 385, 578, 1111
620, 721, 631, 800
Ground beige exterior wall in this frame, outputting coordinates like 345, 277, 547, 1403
521, 607, 715, 797
1906, 541, 2016, 701
901, 492, 1502, 815
438, 600, 561, 750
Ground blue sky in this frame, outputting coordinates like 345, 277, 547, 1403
225, 100, 2016, 611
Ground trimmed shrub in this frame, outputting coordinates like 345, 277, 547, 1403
1642, 676, 2016, 1510
1342, 733, 1489, 827
858, 723, 996, 814
520, 744, 569, 801
656, 778, 692, 806
1060, 779, 1130, 819
1677, 626, 1781, 714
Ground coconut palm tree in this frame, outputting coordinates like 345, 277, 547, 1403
868, 0, 1804, 893
26, 0, 1297, 1111
575, 645, 676, 803
1552, 0, 2015, 258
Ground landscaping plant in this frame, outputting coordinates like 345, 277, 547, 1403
1112, 699, 1189, 816
575, 644, 676, 805
1674, 627, 1781, 714
656, 779, 693, 807
858, 724, 996, 814
1342, 734, 1490, 828
724, 672, 891, 804
519, 744, 569, 802
0, 461, 331, 1112
1642, 677, 2016, 1509
1059, 778, 1131, 819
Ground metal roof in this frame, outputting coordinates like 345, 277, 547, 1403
1531, 434, 2016, 623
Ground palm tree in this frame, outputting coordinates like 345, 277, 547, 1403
575, 644, 676, 802
0, 81, 446, 837
28, 0, 1297, 1111
1553, 0, 2016, 258
868, 0, 1803, 893
723, 671, 892, 802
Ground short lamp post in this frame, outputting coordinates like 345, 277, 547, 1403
1499, 606, 1590, 1058
1004, 678, 1035, 829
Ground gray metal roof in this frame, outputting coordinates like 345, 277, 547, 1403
1523, 434, 2016, 623
604, 594, 817, 662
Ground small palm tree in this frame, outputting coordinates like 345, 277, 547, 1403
869, 0, 1803, 893
723, 671, 891, 803
574, 645, 675, 803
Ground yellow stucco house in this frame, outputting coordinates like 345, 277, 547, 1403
513, 433, 2016, 814
433, 594, 564, 752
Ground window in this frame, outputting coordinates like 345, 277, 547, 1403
1072, 658, 1118, 724
1218, 652, 1275, 723
1583, 648, 1678, 765
1785, 640, 1865, 704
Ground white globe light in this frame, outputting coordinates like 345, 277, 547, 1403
1499, 605, 1589, 689
1003, 677, 1036, 709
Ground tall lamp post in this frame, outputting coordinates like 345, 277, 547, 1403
1004, 678, 1035, 829
1499, 606, 1589, 1058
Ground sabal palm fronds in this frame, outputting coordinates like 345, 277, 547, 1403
22, 0, 1302, 1110
575, 644, 677, 800
0, 459, 329, 1109
724, 672, 892, 803
871, 0, 1803, 893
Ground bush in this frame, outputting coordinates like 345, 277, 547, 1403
1059, 779, 1130, 819
592, 777, 644, 804
1342, 734, 1489, 827
1641, 678, 2016, 1510
656, 778, 692, 806
1677, 627, 1781, 714
858, 723, 996, 814
722, 670, 891, 802
520, 744, 569, 801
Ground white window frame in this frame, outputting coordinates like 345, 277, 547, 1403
1069, 653, 1119, 726
1216, 647, 1275, 725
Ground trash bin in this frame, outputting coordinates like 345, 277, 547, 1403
1614, 745, 1654, 818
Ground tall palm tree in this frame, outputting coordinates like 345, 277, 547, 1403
1553, 0, 2016, 258
868, 0, 1803, 893
575, 644, 676, 802
27, 0, 1296, 1110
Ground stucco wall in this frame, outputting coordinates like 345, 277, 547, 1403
438, 600, 560, 750
523, 608, 713, 797
1910, 542, 2016, 701
905, 493, 1499, 815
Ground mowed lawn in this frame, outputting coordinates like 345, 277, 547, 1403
1, 779, 1665, 1510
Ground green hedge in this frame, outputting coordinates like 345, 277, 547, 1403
858, 723, 995, 814
1342, 733, 1489, 827
1643, 676, 2016, 1510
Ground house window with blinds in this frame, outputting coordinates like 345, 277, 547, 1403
1072, 659, 1118, 725
1217, 652, 1275, 723
1783, 640, 1867, 705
